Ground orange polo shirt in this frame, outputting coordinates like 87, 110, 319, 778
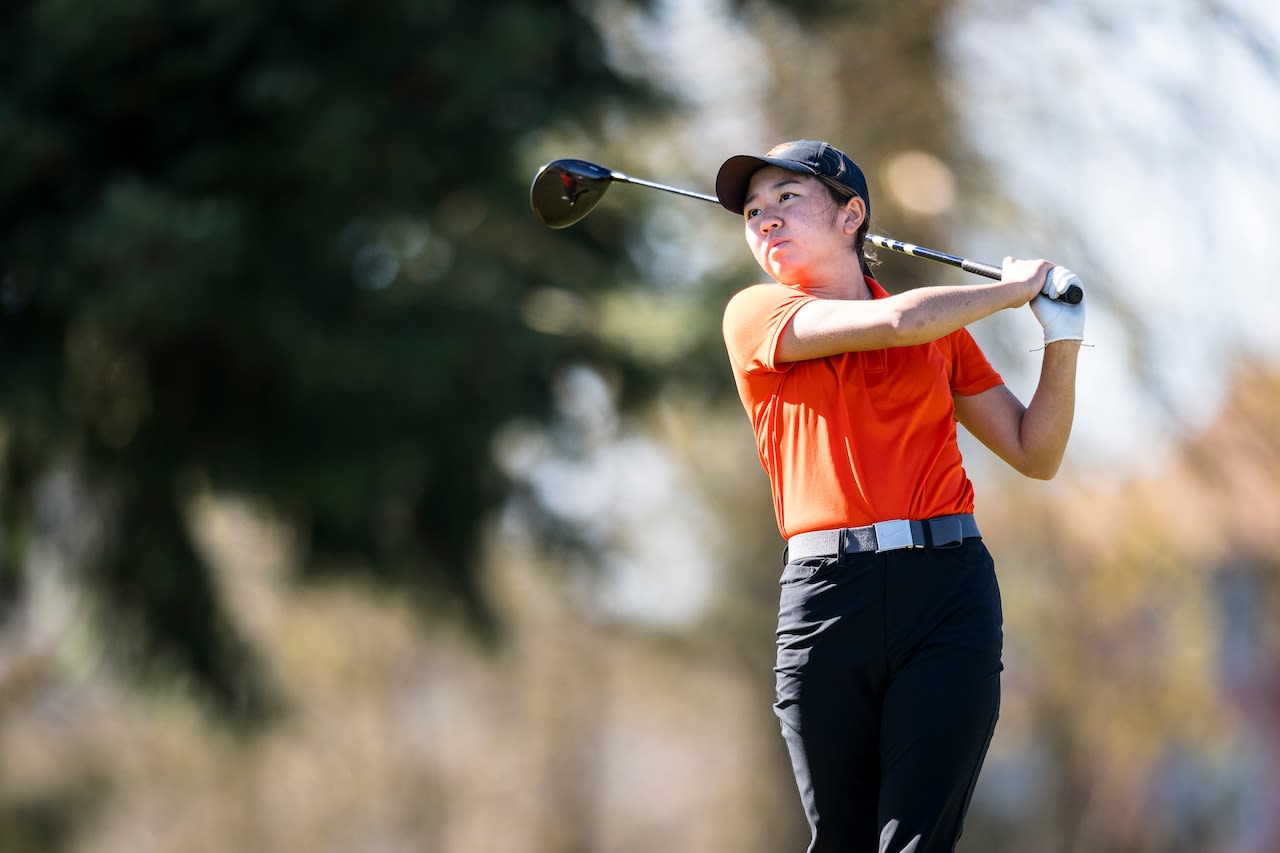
722, 276, 1004, 538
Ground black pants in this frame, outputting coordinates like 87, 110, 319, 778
774, 538, 1003, 853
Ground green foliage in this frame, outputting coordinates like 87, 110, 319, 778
1, 0, 663, 718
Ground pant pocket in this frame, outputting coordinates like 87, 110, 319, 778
779, 557, 831, 586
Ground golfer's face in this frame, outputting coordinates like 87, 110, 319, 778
742, 168, 853, 284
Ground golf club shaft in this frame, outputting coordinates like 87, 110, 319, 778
610, 170, 719, 204
865, 235, 1001, 279
609, 172, 1081, 302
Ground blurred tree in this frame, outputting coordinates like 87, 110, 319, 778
0, 0, 670, 720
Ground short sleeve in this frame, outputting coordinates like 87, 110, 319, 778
722, 284, 815, 374
942, 328, 1004, 396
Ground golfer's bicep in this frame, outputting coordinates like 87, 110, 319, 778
776, 300, 897, 363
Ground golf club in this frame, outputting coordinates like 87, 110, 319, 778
530, 158, 1083, 304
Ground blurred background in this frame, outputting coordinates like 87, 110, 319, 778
2, 0, 1279, 850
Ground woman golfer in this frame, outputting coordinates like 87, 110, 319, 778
715, 140, 1083, 853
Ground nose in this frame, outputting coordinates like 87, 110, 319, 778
755, 210, 781, 233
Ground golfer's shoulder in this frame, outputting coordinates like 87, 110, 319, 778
724, 282, 814, 342
725, 281, 810, 315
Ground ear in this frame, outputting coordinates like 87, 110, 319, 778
840, 196, 866, 234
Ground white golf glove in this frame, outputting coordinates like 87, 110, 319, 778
1041, 266, 1081, 301
1030, 293, 1085, 345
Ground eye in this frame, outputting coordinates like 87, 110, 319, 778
779, 191, 796, 202
745, 207, 760, 219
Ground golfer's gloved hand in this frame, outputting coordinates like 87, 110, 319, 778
1030, 292, 1085, 345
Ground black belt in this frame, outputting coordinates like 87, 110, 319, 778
787, 514, 981, 560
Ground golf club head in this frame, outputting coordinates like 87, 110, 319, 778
530, 158, 615, 228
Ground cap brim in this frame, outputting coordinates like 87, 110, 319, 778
715, 155, 818, 214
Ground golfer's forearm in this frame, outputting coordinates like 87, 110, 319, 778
1017, 341, 1082, 479
888, 283, 1030, 345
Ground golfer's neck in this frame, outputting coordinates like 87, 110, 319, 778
793, 266, 871, 301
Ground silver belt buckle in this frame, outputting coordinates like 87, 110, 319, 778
872, 519, 915, 552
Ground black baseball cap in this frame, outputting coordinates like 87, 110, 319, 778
716, 139, 871, 219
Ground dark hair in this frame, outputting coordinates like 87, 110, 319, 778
816, 175, 878, 278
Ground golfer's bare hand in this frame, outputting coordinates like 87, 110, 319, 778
1000, 257, 1052, 307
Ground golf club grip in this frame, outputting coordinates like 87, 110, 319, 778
962, 259, 1083, 305
959, 259, 1002, 279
